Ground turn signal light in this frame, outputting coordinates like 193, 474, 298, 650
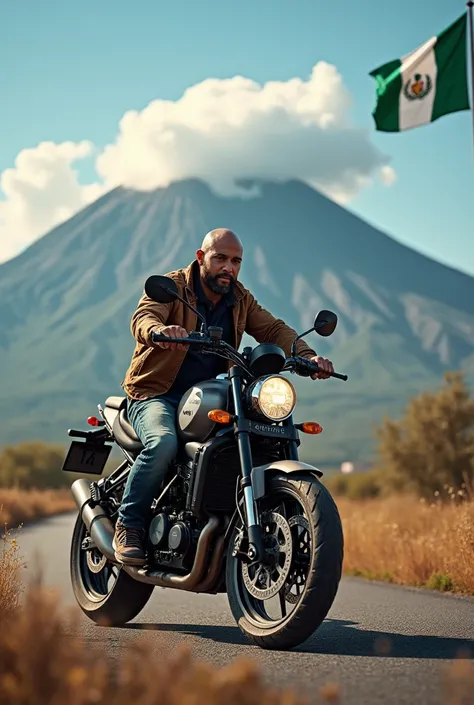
208, 409, 233, 424
300, 422, 323, 435
87, 416, 103, 426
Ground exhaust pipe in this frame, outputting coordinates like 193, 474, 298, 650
71, 478, 116, 563
124, 515, 220, 590
71, 478, 221, 591
192, 533, 226, 594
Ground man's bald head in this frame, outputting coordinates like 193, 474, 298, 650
196, 228, 243, 298
200, 228, 243, 254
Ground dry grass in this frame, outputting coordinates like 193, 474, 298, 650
0, 488, 74, 527
0, 524, 25, 617
338, 494, 474, 594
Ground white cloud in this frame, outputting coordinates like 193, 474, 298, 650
0, 141, 105, 263
97, 62, 394, 201
380, 165, 397, 186
0, 62, 396, 262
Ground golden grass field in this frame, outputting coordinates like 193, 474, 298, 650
337, 494, 474, 594
0, 487, 74, 527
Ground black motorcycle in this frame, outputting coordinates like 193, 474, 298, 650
64, 275, 347, 650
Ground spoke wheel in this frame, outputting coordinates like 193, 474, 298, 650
226, 474, 343, 650
70, 513, 154, 626
233, 489, 311, 628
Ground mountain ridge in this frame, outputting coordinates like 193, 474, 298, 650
1, 177, 473, 466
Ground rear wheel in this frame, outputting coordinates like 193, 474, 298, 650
226, 474, 343, 650
70, 514, 154, 626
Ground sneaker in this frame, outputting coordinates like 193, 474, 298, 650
112, 520, 146, 565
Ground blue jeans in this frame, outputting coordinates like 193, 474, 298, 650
117, 393, 181, 529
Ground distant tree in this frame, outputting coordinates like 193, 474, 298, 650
375, 372, 474, 499
0, 442, 67, 489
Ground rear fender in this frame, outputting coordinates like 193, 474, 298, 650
251, 460, 323, 501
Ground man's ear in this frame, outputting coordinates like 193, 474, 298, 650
196, 249, 204, 265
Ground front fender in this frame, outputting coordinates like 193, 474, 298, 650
251, 460, 323, 501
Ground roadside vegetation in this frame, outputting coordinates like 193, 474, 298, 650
335, 493, 474, 593
0, 441, 118, 526
0, 524, 24, 617
324, 371, 474, 594
0, 488, 74, 527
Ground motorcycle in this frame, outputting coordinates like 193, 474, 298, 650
64, 274, 347, 650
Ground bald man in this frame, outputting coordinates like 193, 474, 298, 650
114, 228, 334, 565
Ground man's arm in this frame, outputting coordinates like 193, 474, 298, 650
244, 293, 316, 359
130, 293, 174, 346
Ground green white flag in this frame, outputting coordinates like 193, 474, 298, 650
369, 13, 470, 132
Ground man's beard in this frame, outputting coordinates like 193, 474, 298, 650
203, 268, 235, 295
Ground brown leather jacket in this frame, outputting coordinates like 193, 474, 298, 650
122, 261, 316, 400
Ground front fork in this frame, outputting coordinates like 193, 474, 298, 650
229, 367, 268, 565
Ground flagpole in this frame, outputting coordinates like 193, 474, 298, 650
468, 2, 474, 148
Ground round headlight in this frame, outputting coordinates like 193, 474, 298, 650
249, 375, 296, 421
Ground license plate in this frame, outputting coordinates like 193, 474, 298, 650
62, 441, 112, 476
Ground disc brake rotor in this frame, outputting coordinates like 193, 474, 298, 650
241, 511, 293, 600
284, 515, 310, 604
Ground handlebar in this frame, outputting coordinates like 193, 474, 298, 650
150, 331, 348, 381
290, 355, 348, 381
151, 332, 209, 345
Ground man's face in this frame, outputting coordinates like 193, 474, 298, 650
197, 239, 243, 295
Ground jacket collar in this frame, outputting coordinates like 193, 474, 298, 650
183, 260, 246, 304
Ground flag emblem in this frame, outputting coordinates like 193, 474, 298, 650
403, 73, 433, 101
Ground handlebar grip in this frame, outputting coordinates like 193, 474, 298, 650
299, 357, 348, 381
151, 332, 191, 344
330, 371, 348, 381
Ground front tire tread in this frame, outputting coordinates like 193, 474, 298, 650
226, 475, 344, 650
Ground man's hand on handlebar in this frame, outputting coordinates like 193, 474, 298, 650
154, 325, 189, 350
308, 355, 334, 380
149, 331, 347, 381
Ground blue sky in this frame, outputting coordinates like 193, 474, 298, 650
1, 0, 473, 274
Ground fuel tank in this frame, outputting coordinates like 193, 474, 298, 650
176, 378, 232, 443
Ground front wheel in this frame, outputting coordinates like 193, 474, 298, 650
226, 474, 343, 650
70, 514, 154, 626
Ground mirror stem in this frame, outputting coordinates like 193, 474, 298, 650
164, 287, 208, 334
291, 319, 330, 355
291, 327, 315, 356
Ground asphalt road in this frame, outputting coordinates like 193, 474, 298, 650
15, 512, 474, 705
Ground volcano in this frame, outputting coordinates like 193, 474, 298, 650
2, 178, 474, 466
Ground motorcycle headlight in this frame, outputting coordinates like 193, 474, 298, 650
249, 375, 296, 422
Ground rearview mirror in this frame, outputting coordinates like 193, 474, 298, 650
144, 275, 178, 304
313, 310, 338, 337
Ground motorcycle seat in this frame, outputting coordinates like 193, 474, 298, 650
105, 396, 126, 410
110, 399, 143, 453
